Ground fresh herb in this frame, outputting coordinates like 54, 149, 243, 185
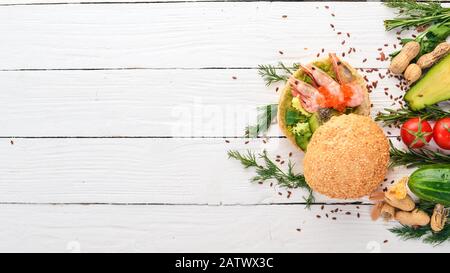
258, 62, 299, 86
389, 141, 450, 168
384, 0, 450, 31
227, 149, 314, 208
384, 0, 450, 58
393, 23, 450, 58
286, 109, 308, 126
245, 104, 278, 138
375, 105, 450, 126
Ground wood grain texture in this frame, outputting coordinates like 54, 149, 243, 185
0, 137, 413, 204
0, 2, 400, 69
0, 1, 447, 252
0, 69, 404, 136
0, 204, 447, 252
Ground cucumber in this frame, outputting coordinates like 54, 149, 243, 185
408, 164, 450, 206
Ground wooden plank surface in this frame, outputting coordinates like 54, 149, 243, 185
0, 2, 400, 69
0, 204, 444, 253
0, 69, 403, 137
0, 1, 448, 252
0, 137, 412, 204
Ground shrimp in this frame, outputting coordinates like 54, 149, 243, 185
301, 64, 343, 102
289, 77, 324, 113
329, 53, 365, 107
289, 54, 365, 113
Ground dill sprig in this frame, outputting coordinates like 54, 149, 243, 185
257, 62, 299, 86
389, 141, 450, 168
245, 104, 278, 138
384, 0, 450, 31
375, 105, 450, 126
227, 149, 314, 208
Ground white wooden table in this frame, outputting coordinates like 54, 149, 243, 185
0, 0, 448, 253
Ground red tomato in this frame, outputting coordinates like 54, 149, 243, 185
433, 117, 450, 150
400, 118, 433, 148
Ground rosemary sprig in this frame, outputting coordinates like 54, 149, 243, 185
389, 141, 450, 168
384, 0, 450, 31
245, 104, 278, 138
375, 105, 450, 126
227, 149, 314, 208
257, 62, 299, 86
390, 222, 450, 245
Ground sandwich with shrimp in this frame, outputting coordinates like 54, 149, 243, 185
278, 53, 371, 151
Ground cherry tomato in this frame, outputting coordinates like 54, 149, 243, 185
400, 118, 433, 148
433, 117, 450, 150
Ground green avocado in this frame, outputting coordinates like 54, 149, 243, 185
405, 54, 450, 111
295, 134, 310, 151
308, 113, 321, 133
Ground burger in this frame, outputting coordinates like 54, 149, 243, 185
278, 53, 371, 151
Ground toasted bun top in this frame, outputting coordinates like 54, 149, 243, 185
303, 114, 389, 199
278, 57, 371, 152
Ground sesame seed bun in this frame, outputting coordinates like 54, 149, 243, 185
278, 57, 370, 152
303, 114, 390, 199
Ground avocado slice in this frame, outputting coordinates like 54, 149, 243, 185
405, 54, 450, 111
308, 113, 321, 133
